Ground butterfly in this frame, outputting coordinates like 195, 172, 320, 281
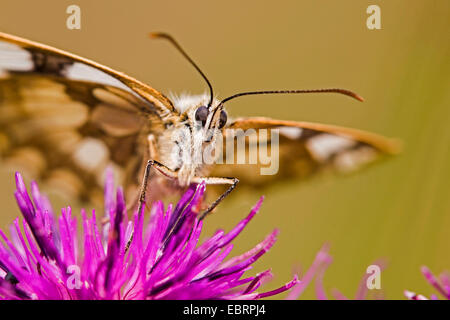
0, 32, 400, 218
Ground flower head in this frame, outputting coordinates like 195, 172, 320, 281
287, 245, 386, 300
0, 171, 298, 300
405, 266, 450, 300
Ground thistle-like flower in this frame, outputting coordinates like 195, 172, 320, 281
0, 171, 299, 300
287, 245, 386, 300
405, 266, 450, 300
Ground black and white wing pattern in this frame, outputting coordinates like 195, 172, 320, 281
211, 117, 400, 188
0, 32, 172, 203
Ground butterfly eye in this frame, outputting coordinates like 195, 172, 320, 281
218, 110, 227, 129
195, 106, 209, 126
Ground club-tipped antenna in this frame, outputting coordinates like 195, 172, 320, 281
218, 88, 364, 108
150, 32, 214, 109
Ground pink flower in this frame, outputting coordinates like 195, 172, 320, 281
405, 266, 450, 300
0, 171, 298, 300
288, 245, 386, 300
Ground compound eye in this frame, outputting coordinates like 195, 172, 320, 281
218, 110, 227, 129
195, 106, 209, 126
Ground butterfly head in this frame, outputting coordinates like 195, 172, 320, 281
195, 102, 227, 137
157, 94, 227, 185
172, 93, 227, 140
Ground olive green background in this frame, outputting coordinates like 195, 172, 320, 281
0, 1, 449, 299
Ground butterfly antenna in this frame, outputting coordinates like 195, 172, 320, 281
219, 88, 364, 107
150, 32, 214, 109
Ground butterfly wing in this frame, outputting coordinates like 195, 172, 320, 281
0, 32, 175, 116
0, 32, 171, 203
211, 117, 400, 188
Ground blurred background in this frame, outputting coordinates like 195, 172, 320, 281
0, 1, 449, 299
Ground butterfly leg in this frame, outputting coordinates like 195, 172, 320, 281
136, 159, 239, 218
129, 157, 239, 223
125, 159, 163, 251
129, 162, 239, 258
134, 159, 185, 213
190, 176, 240, 220
125, 134, 159, 212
